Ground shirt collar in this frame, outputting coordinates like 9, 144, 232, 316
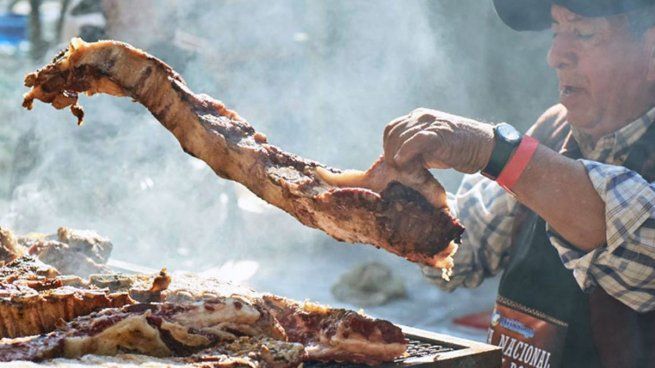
570, 107, 655, 165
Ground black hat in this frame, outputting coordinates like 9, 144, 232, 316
493, 0, 655, 31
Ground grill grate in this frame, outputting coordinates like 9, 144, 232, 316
305, 338, 461, 368
402, 338, 457, 358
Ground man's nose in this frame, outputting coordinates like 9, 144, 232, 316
547, 34, 577, 70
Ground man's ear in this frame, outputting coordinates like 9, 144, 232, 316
645, 27, 655, 82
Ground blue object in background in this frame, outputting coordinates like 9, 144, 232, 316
0, 13, 27, 46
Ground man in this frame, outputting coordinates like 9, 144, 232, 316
383, 1, 655, 367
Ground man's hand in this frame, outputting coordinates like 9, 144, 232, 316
383, 108, 496, 174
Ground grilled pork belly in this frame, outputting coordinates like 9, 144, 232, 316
23, 38, 464, 271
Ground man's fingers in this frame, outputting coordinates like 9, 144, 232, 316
383, 115, 409, 145
398, 122, 430, 141
386, 118, 412, 143
393, 131, 434, 167
385, 119, 429, 151
383, 118, 411, 160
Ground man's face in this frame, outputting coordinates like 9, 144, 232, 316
548, 5, 654, 138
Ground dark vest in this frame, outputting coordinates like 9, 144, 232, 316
497, 105, 655, 368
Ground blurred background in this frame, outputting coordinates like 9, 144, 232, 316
0, 0, 557, 341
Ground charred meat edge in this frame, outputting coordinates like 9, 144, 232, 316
23, 39, 464, 273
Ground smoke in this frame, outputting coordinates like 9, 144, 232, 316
0, 0, 557, 336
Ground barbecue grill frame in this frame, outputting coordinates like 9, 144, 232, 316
398, 325, 501, 367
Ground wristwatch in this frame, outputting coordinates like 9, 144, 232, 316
482, 123, 522, 180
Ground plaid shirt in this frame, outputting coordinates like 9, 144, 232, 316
423, 107, 655, 312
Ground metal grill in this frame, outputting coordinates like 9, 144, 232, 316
304, 326, 501, 368
305, 337, 462, 368
402, 338, 457, 358
106, 262, 501, 367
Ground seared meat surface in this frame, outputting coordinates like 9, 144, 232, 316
0, 298, 286, 362
0, 283, 406, 366
262, 294, 406, 365
0, 256, 168, 338
0, 227, 24, 264
23, 38, 464, 271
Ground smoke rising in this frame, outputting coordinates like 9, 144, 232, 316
0, 0, 557, 338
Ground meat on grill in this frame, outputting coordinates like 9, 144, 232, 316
185, 336, 306, 368
0, 293, 406, 366
133, 279, 407, 365
0, 298, 285, 362
0, 227, 24, 265
262, 294, 407, 365
0, 256, 167, 338
20, 227, 114, 278
22, 38, 464, 272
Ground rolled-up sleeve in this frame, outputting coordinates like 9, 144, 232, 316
422, 173, 518, 291
548, 160, 655, 312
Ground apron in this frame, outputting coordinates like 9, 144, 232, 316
487, 117, 655, 368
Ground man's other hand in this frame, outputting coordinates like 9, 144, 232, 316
383, 108, 496, 174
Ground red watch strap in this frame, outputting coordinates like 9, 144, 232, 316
496, 135, 539, 192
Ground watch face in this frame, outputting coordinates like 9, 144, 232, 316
497, 123, 521, 143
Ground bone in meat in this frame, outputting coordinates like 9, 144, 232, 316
22, 38, 464, 271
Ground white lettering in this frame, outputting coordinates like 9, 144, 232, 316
513, 342, 524, 360
519, 340, 528, 362
496, 333, 555, 368
505, 338, 517, 357
499, 334, 511, 349
536, 350, 548, 368
524, 346, 534, 363
544, 351, 551, 368
530, 347, 543, 366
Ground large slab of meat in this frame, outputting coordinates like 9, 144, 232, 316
0, 296, 406, 366
22, 38, 463, 271
0, 262, 407, 367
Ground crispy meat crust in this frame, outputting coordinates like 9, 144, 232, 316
0, 257, 172, 339
0, 298, 289, 363
23, 38, 463, 269
0, 261, 407, 366
0, 227, 23, 265
261, 295, 406, 365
